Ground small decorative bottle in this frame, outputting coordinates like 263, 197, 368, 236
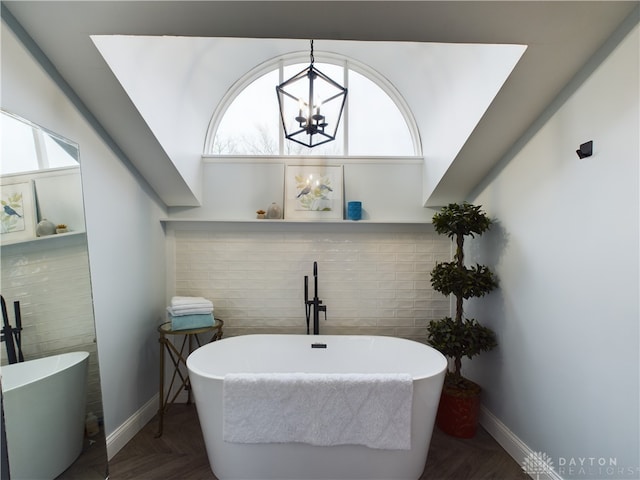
266, 202, 283, 219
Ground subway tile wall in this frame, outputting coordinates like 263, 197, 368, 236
0, 234, 103, 420
172, 224, 453, 342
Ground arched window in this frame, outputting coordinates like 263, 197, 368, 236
206, 53, 420, 157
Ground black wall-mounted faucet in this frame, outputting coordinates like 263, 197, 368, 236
304, 261, 327, 335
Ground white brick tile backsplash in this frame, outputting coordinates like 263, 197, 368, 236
171, 225, 452, 341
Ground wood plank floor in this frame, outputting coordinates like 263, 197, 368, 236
108, 404, 529, 479
56, 431, 109, 480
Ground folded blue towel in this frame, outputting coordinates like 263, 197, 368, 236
169, 312, 215, 331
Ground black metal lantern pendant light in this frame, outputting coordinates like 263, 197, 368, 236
276, 40, 347, 148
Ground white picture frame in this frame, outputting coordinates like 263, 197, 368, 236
0, 180, 36, 244
284, 165, 344, 220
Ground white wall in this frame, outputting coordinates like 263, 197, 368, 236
1, 19, 168, 453
465, 21, 639, 478
168, 160, 437, 223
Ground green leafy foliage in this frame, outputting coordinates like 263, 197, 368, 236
427, 202, 498, 380
427, 317, 497, 361
432, 202, 492, 240
431, 262, 497, 299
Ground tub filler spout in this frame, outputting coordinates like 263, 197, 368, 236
304, 261, 326, 335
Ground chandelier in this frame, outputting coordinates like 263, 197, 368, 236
276, 40, 347, 148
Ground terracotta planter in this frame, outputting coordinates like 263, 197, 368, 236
436, 378, 481, 438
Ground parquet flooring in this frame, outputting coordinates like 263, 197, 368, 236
108, 404, 529, 479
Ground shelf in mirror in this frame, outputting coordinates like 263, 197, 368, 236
1, 230, 86, 247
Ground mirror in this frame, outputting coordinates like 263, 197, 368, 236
0, 111, 108, 479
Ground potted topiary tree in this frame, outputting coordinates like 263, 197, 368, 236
428, 202, 498, 438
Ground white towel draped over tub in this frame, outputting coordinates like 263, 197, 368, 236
223, 372, 413, 450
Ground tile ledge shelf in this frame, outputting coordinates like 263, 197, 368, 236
160, 218, 432, 225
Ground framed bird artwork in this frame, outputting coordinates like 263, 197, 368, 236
0, 180, 36, 244
285, 165, 344, 220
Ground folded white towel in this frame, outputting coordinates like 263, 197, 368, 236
166, 306, 213, 317
170, 296, 213, 308
167, 296, 214, 316
223, 373, 413, 450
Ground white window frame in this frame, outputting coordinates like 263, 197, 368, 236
203, 51, 422, 158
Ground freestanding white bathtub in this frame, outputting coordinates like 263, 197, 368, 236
1, 351, 89, 480
187, 334, 447, 480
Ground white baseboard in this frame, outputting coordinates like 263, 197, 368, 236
480, 405, 563, 480
105, 393, 158, 460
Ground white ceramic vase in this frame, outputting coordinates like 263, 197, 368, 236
36, 219, 56, 237
266, 202, 282, 219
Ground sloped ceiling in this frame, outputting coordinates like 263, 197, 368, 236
2, 1, 637, 208
92, 36, 526, 205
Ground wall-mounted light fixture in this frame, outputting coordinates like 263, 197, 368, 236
576, 140, 593, 159
276, 40, 347, 148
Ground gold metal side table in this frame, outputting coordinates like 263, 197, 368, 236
156, 318, 223, 437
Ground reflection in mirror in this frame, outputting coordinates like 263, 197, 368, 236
1, 110, 80, 174
0, 110, 108, 479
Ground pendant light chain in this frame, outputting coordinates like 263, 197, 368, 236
310, 39, 314, 66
